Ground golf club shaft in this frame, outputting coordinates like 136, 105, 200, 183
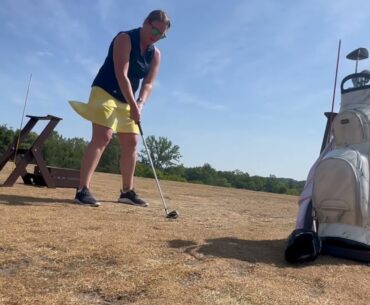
138, 123, 169, 213
324, 39, 341, 149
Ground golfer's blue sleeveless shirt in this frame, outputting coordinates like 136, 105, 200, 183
92, 28, 155, 102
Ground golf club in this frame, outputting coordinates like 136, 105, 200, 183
138, 122, 179, 219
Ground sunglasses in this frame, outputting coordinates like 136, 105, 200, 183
150, 25, 166, 39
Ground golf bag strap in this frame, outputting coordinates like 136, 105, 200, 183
322, 242, 370, 262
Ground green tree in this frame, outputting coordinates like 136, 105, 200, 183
43, 131, 88, 169
0, 124, 306, 196
218, 169, 250, 189
162, 165, 187, 182
184, 163, 231, 186
138, 135, 182, 170
0, 125, 15, 155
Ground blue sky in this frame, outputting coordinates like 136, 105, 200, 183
1, 0, 369, 180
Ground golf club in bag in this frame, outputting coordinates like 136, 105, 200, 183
138, 123, 179, 219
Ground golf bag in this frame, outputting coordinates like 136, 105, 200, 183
286, 71, 370, 263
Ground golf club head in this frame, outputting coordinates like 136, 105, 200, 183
346, 48, 369, 60
166, 210, 179, 219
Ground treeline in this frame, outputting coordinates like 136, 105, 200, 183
0, 124, 305, 195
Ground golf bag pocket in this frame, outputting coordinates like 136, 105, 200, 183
285, 229, 321, 263
333, 108, 370, 145
312, 148, 369, 227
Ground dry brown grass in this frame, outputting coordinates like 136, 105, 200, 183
1, 162, 370, 305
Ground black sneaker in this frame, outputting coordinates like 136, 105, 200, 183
118, 190, 148, 207
74, 186, 100, 207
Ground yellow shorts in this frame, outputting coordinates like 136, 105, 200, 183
69, 86, 139, 134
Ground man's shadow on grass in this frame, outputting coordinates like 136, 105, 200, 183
168, 237, 360, 267
0, 194, 74, 206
